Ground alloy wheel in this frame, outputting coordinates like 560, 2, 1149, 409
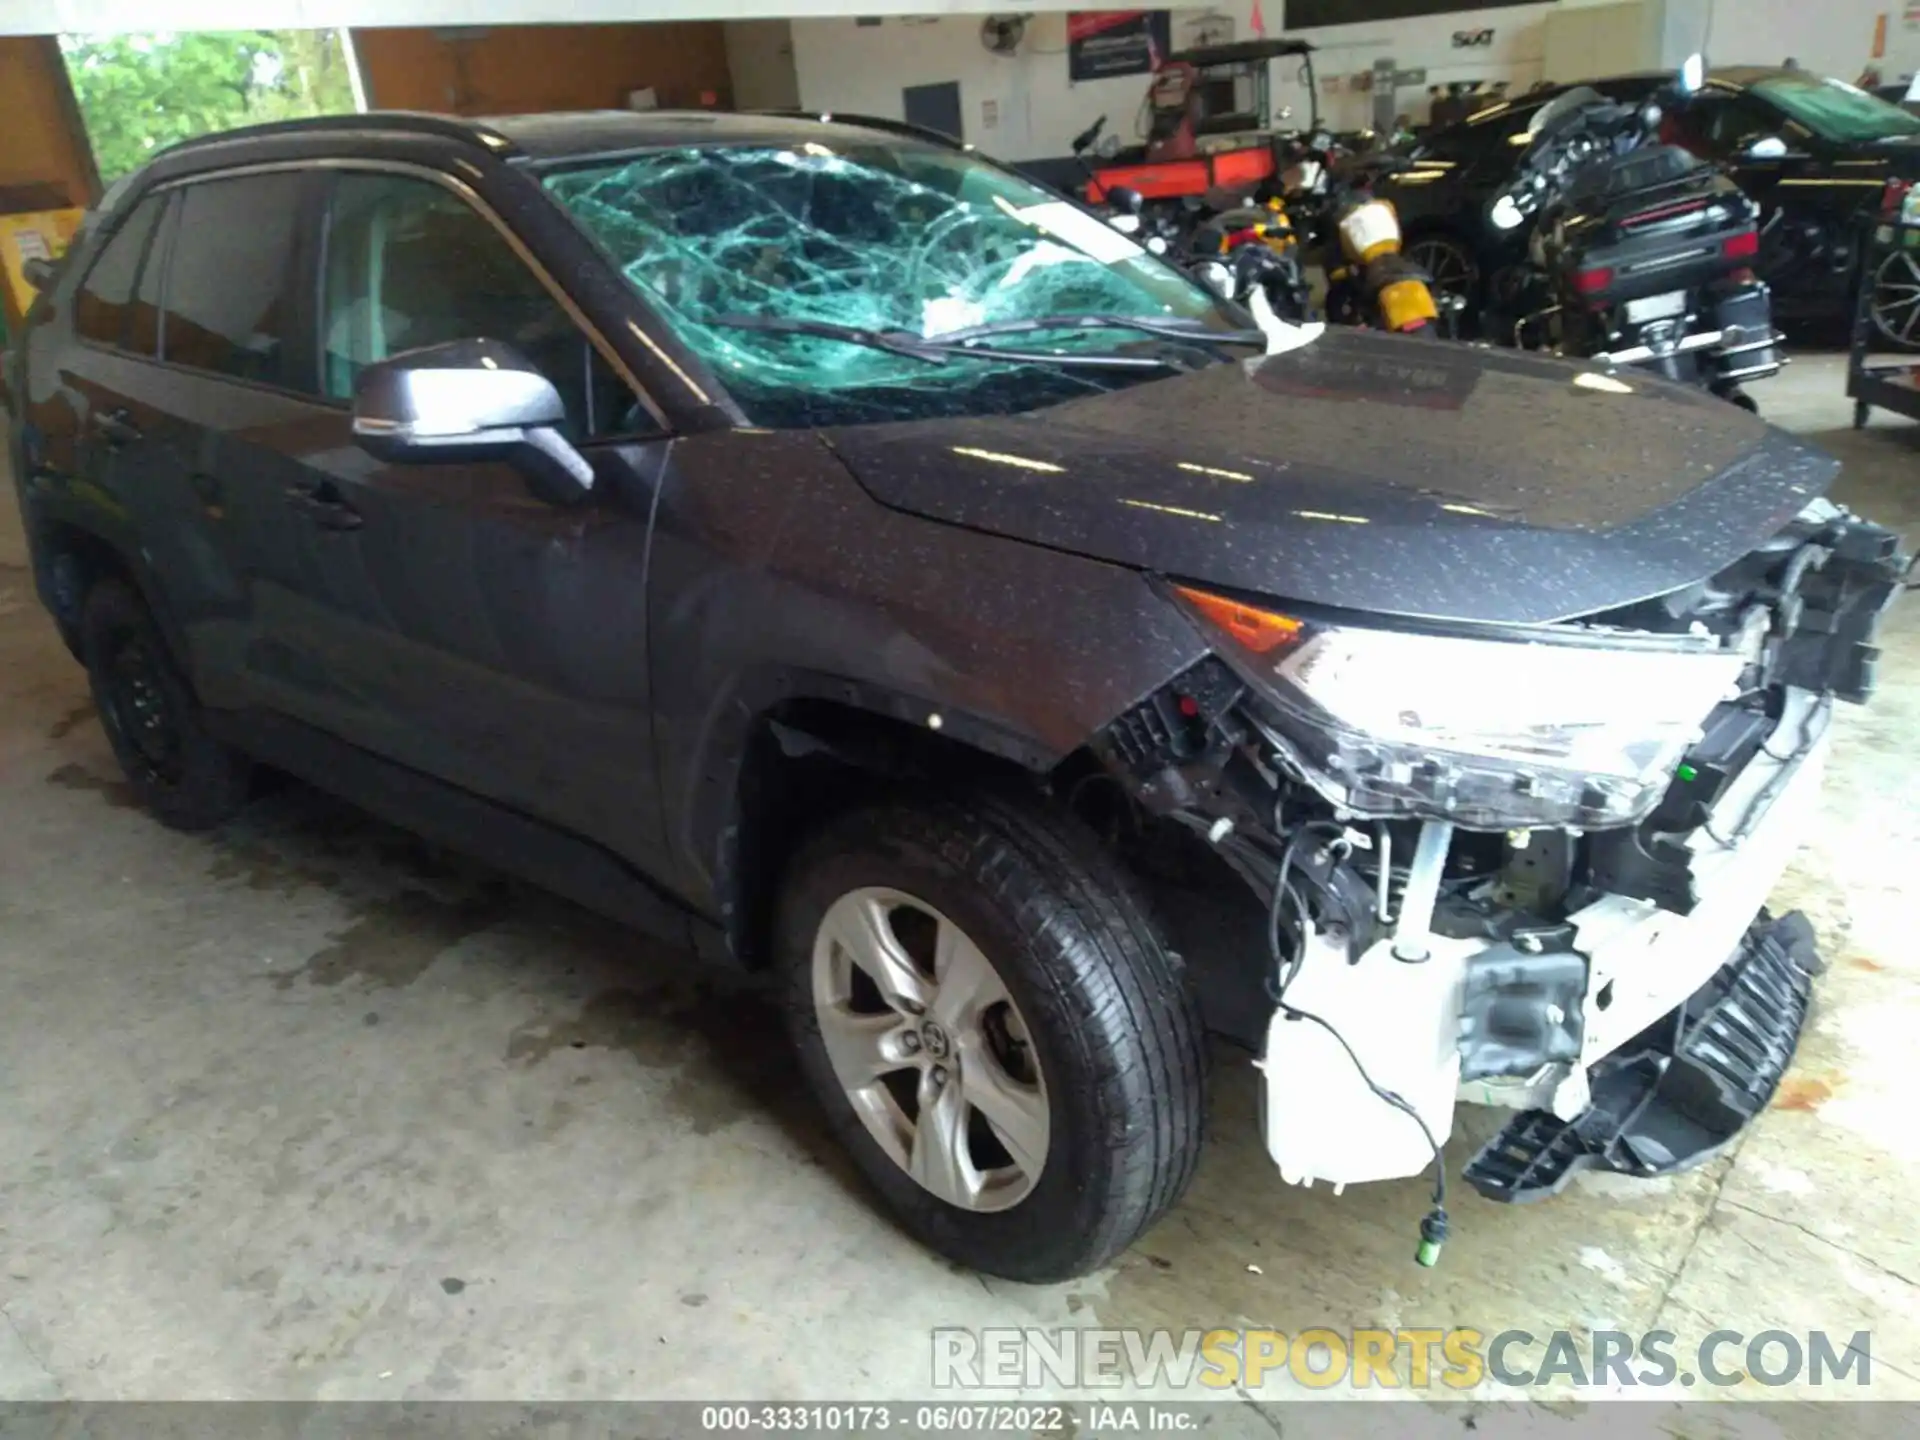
810, 887, 1049, 1212
1405, 236, 1478, 304
1870, 249, 1920, 349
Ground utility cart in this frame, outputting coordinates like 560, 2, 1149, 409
1080, 38, 1319, 204
1849, 198, 1920, 428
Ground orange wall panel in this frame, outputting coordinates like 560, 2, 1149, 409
0, 36, 99, 211
351, 23, 732, 116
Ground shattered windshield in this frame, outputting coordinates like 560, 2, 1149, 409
543, 140, 1237, 427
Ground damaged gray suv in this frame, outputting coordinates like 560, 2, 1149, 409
6, 109, 1907, 1281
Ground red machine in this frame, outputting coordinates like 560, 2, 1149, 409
1082, 38, 1319, 205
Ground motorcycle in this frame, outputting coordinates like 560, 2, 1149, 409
1193, 196, 1314, 322
1069, 112, 1332, 326
1185, 137, 1452, 333
1482, 57, 1782, 406
1096, 181, 1190, 260
1284, 132, 1447, 335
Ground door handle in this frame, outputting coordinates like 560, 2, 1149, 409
91, 408, 142, 448
285, 481, 364, 531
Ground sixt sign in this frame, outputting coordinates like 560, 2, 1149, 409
1452, 27, 1496, 47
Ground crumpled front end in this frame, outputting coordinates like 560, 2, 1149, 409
1087, 499, 1908, 1204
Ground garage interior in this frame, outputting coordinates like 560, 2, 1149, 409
3, 0, 1919, 1410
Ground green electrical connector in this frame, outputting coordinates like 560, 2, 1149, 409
1416, 1209, 1449, 1267
1676, 762, 1699, 782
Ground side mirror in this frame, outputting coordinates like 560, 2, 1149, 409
1490, 193, 1528, 231
351, 338, 594, 506
1679, 53, 1705, 96
1745, 135, 1790, 159
21, 255, 58, 293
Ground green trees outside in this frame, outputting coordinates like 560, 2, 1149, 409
63, 30, 358, 182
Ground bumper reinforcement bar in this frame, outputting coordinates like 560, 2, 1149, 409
1462, 910, 1820, 1203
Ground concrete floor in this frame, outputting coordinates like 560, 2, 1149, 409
1, 354, 1917, 1412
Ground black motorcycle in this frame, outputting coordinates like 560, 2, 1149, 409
1187, 200, 1315, 323
1482, 61, 1782, 406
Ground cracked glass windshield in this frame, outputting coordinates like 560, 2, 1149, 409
543, 139, 1237, 427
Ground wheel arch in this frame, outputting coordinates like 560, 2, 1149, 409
1400, 220, 1483, 282
30, 516, 183, 663
1399, 214, 1474, 247
690, 672, 1064, 971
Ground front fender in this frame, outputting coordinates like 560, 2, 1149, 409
645, 429, 1210, 917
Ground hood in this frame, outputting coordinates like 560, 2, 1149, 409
823, 329, 1838, 626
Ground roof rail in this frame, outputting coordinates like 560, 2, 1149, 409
749, 109, 972, 152
155, 111, 517, 161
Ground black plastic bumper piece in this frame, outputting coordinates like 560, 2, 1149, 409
1462, 911, 1820, 1204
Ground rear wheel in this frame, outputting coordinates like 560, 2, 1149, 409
777, 794, 1207, 1281
81, 579, 250, 831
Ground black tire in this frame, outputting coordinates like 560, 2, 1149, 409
776, 793, 1207, 1282
81, 578, 250, 831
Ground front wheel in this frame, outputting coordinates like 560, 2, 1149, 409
777, 794, 1207, 1282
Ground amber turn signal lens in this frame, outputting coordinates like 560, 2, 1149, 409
1173, 586, 1305, 655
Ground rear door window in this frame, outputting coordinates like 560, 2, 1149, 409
161, 172, 304, 388
73, 194, 167, 351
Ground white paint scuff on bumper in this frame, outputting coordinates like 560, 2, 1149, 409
1258, 687, 1833, 1190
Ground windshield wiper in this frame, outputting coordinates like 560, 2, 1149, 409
927, 314, 1268, 351
708, 314, 1216, 370
709, 315, 950, 363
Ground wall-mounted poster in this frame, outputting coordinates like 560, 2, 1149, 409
1068, 12, 1174, 83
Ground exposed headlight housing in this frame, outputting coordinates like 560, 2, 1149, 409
1174, 586, 1744, 830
